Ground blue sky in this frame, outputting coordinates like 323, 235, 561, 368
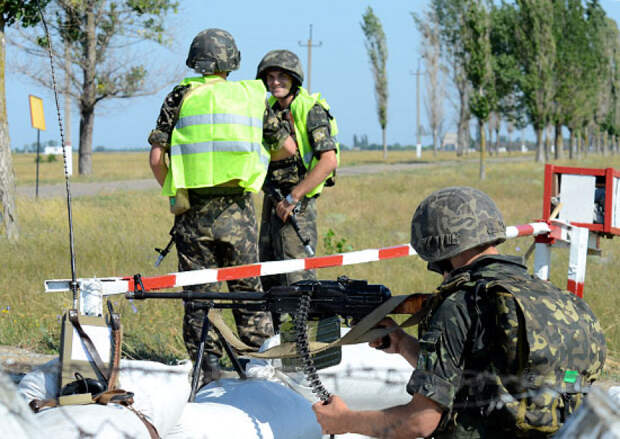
6, 0, 620, 151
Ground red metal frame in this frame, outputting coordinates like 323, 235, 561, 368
542, 164, 620, 236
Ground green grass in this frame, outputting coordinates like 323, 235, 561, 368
12, 148, 533, 185
1, 153, 619, 375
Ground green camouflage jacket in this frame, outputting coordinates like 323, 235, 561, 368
408, 255, 606, 438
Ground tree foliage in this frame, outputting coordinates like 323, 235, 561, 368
361, 6, 389, 159
11, 0, 178, 175
462, 0, 495, 179
427, 0, 472, 156
413, 8, 447, 156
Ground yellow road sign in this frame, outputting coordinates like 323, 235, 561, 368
28, 95, 46, 131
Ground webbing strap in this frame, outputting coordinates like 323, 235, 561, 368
107, 301, 122, 391
68, 309, 109, 384
207, 294, 425, 359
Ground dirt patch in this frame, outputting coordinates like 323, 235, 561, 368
0, 345, 55, 378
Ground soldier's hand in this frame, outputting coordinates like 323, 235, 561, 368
312, 395, 351, 436
276, 198, 297, 222
369, 318, 404, 355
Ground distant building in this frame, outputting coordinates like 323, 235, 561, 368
442, 132, 457, 151
44, 146, 62, 155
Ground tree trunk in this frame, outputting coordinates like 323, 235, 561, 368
602, 131, 608, 156
79, 106, 94, 174
479, 118, 486, 180
568, 128, 575, 160
583, 128, 589, 158
506, 130, 511, 155
495, 126, 500, 154
487, 119, 493, 157
535, 125, 545, 163
544, 125, 552, 162
456, 85, 469, 157
554, 123, 563, 160
432, 128, 438, 157
0, 20, 19, 241
78, 2, 96, 175
382, 126, 387, 160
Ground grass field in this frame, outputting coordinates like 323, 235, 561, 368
2, 151, 619, 379
11, 149, 534, 185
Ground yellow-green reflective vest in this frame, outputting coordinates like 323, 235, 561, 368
162, 76, 269, 196
268, 87, 339, 198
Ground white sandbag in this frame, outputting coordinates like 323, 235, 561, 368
609, 386, 620, 405
118, 359, 192, 436
165, 378, 321, 439
35, 403, 151, 439
0, 367, 39, 439
17, 358, 191, 437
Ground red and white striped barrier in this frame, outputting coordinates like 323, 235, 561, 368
44, 221, 556, 299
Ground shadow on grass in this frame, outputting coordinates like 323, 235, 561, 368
122, 333, 183, 365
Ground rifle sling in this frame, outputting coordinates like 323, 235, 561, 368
207, 294, 423, 359
68, 309, 109, 385
107, 315, 122, 391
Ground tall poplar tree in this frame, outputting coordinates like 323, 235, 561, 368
462, 0, 495, 180
515, 0, 556, 163
429, 0, 471, 156
361, 7, 389, 159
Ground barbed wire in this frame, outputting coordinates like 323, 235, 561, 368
2, 362, 617, 439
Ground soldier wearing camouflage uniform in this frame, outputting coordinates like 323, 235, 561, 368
149, 29, 294, 383
313, 187, 606, 439
255, 50, 338, 327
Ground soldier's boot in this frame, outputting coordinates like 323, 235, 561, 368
201, 353, 222, 386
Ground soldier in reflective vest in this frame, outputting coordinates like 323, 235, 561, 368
148, 29, 295, 384
255, 50, 339, 329
313, 187, 606, 438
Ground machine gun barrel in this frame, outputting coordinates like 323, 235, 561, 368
126, 276, 432, 323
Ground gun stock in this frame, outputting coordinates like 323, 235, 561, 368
391, 293, 432, 315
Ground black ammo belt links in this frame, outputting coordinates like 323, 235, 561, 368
294, 289, 336, 439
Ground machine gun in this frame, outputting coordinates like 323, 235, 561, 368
127, 275, 432, 404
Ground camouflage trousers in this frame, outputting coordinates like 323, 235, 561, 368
259, 195, 318, 328
174, 192, 274, 362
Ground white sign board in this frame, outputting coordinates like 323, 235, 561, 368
71, 324, 111, 363
614, 177, 619, 228
559, 174, 596, 224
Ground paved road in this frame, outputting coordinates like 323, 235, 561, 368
16, 156, 531, 199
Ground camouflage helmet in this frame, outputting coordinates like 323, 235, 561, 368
186, 29, 241, 74
411, 186, 506, 264
256, 50, 304, 86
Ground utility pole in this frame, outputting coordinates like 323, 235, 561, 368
298, 24, 322, 93
410, 58, 424, 158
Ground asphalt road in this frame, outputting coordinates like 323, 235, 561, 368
16, 156, 531, 199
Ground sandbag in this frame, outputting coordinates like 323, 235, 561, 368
17, 358, 191, 437
165, 378, 321, 439
0, 366, 38, 439
35, 403, 152, 439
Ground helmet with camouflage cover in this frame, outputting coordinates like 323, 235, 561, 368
256, 49, 304, 86
411, 186, 506, 264
186, 28, 241, 74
